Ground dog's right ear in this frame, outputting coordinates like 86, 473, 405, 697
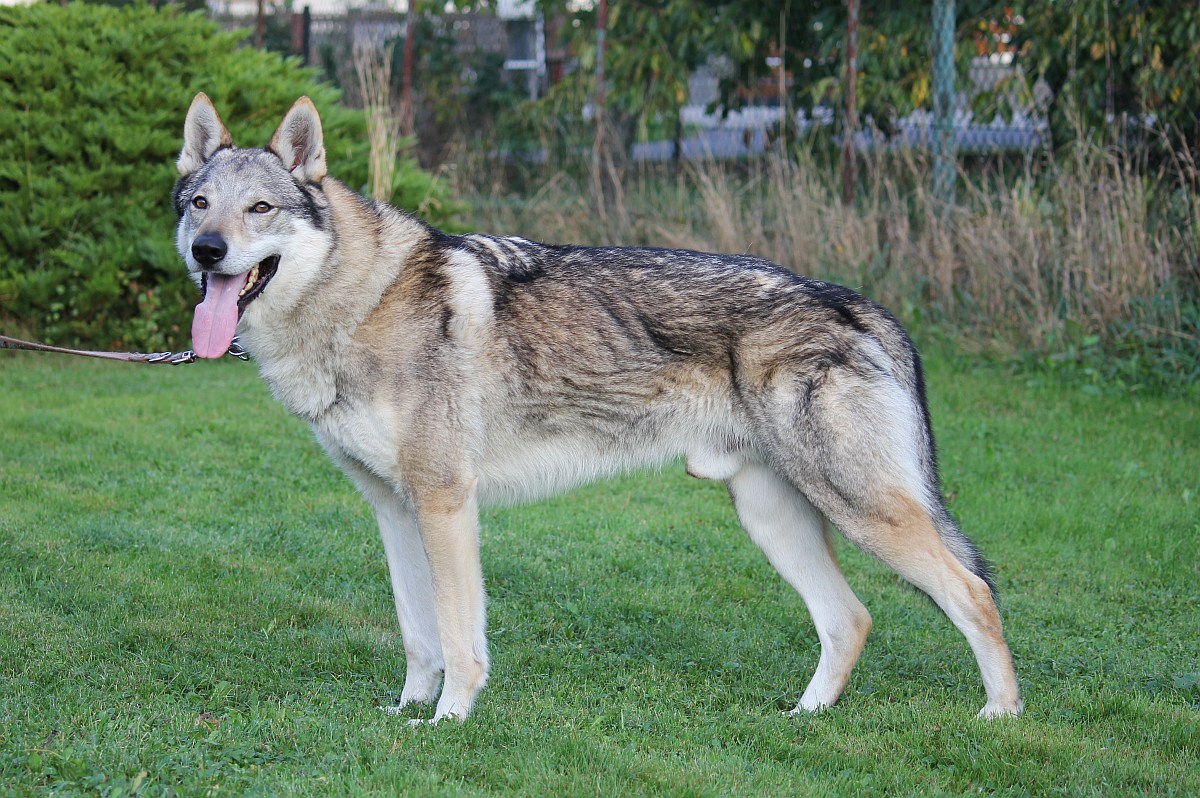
178, 93, 233, 176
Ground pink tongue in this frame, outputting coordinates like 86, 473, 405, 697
191, 272, 247, 359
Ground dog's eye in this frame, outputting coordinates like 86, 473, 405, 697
251, 201, 273, 214
192, 196, 207, 210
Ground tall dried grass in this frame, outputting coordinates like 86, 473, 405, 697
352, 39, 401, 203
459, 144, 1195, 358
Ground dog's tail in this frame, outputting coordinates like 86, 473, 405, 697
858, 303, 1000, 600
931, 502, 998, 598
908, 338, 1000, 599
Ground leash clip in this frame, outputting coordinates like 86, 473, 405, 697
144, 349, 198, 365
143, 338, 247, 365
226, 337, 251, 361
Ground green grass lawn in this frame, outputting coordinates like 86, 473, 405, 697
0, 352, 1196, 796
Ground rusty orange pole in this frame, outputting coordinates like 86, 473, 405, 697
592, 0, 608, 218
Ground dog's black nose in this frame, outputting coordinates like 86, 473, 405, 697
192, 233, 227, 267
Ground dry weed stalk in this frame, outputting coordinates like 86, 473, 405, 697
353, 39, 401, 203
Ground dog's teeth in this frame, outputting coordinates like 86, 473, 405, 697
239, 265, 260, 298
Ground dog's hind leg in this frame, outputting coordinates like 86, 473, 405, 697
756, 366, 1022, 717
824, 491, 1022, 718
738, 341, 1021, 717
727, 462, 873, 713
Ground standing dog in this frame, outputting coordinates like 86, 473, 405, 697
174, 94, 1022, 722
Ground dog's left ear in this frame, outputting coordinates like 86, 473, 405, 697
178, 93, 233, 176
269, 97, 327, 183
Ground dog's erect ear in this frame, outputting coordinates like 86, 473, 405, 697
178, 93, 233, 177
269, 97, 327, 183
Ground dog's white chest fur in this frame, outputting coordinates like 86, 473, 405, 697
312, 399, 402, 485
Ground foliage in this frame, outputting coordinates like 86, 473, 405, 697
559, 1, 746, 157
711, 3, 964, 133
1018, 298, 1200, 399
309, 5, 527, 170
0, 3, 455, 351
533, 1, 996, 142
405, 14, 531, 168
1011, 1, 1200, 158
533, 1, 1196, 163
723, 1, 1200, 159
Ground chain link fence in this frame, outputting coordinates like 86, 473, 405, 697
214, 7, 1051, 161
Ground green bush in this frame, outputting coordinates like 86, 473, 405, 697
0, 3, 455, 350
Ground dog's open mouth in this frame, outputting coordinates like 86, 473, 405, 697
192, 255, 279, 359
199, 255, 280, 314
235, 255, 279, 312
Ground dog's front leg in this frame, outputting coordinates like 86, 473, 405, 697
330, 456, 447, 712
415, 478, 489, 722
374, 497, 445, 709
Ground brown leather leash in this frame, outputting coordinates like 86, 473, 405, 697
0, 334, 249, 365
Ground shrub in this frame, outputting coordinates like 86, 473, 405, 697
0, 3, 455, 350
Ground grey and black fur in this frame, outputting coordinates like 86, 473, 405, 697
174, 94, 1022, 723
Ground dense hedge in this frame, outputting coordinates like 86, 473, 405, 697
0, 3, 453, 350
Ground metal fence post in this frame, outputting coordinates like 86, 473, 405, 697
931, 0, 956, 208
302, 6, 311, 67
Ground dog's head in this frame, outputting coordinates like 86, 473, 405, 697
174, 94, 333, 358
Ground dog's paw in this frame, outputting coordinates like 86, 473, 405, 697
379, 707, 441, 726
788, 694, 833, 716
977, 698, 1023, 719
381, 703, 467, 725
379, 696, 437, 720
398, 669, 443, 707
402, 710, 464, 727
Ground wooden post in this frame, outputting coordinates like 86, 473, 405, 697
778, 5, 787, 151
841, 0, 859, 206
255, 0, 266, 50
401, 4, 416, 138
592, 0, 608, 219
290, 10, 303, 58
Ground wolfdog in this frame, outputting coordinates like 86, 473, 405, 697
174, 94, 1022, 723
